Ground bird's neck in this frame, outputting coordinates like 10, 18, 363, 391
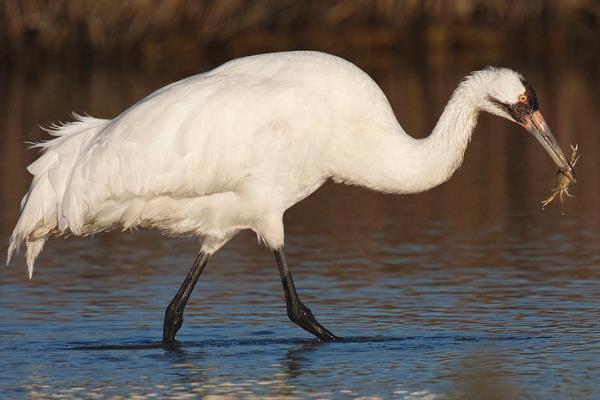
332, 80, 482, 194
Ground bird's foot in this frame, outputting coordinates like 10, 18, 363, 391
163, 309, 183, 343
288, 303, 337, 341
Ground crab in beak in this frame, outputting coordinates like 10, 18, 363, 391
524, 111, 576, 182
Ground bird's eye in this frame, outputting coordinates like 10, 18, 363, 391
518, 94, 528, 103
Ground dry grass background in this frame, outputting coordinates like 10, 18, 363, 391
1, 0, 599, 66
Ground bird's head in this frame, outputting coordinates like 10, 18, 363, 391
474, 67, 576, 182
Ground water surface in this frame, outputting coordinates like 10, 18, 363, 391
1, 54, 599, 399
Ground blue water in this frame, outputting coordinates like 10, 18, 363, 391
2, 61, 600, 399
2, 206, 599, 399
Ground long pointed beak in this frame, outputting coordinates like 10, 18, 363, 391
525, 111, 576, 182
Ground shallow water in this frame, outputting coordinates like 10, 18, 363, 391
1, 53, 599, 399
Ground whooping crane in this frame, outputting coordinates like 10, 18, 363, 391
7, 51, 575, 343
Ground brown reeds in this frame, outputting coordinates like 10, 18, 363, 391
1, 0, 599, 65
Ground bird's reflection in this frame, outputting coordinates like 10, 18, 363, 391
282, 340, 325, 379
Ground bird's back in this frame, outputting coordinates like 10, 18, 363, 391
9, 51, 397, 275
69, 51, 391, 213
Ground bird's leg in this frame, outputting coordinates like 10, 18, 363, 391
274, 248, 337, 341
163, 252, 210, 343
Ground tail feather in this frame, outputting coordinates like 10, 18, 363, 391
7, 114, 109, 278
6, 236, 17, 266
25, 239, 46, 279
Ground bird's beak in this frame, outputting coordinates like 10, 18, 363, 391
523, 111, 576, 182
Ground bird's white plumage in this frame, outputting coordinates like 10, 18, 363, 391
7, 51, 528, 278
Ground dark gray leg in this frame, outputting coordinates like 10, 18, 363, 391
274, 248, 337, 341
163, 252, 210, 343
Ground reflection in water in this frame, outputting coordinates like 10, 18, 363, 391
449, 351, 525, 400
1, 53, 599, 399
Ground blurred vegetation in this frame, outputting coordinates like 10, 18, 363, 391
1, 0, 599, 68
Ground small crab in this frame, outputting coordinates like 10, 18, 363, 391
541, 144, 580, 214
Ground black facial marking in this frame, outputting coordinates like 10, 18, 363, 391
487, 96, 526, 123
520, 78, 539, 111
509, 101, 531, 124
487, 79, 539, 124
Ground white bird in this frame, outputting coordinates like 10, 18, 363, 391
7, 51, 575, 343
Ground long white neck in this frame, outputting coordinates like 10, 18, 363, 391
331, 78, 483, 194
